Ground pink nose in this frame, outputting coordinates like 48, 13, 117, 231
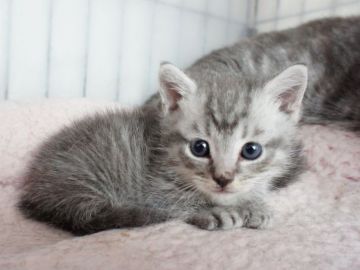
213, 175, 234, 188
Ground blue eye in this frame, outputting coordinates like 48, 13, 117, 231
190, 139, 210, 158
241, 142, 262, 160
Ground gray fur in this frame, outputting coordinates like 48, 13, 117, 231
20, 107, 204, 234
181, 16, 360, 131
19, 17, 359, 234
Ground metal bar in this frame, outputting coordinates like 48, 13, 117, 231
45, 0, 54, 98
4, 0, 13, 100
82, 0, 91, 98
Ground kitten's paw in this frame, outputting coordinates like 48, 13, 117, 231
242, 206, 273, 229
186, 204, 273, 231
186, 207, 244, 231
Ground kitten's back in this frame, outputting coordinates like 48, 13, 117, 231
18, 107, 160, 233
186, 16, 360, 131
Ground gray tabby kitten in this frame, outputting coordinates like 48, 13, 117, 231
19, 17, 360, 235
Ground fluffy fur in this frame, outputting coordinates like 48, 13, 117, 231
19, 17, 360, 234
180, 16, 360, 131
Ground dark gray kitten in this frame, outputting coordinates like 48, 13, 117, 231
19, 17, 360, 235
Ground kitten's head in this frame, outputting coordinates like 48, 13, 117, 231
158, 63, 307, 205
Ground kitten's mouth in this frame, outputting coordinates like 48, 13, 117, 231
212, 187, 236, 194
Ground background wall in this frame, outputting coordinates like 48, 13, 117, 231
0, 0, 359, 105
254, 0, 360, 32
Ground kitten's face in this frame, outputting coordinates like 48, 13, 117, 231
159, 64, 307, 205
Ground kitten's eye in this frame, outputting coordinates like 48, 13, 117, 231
190, 139, 210, 158
241, 142, 262, 160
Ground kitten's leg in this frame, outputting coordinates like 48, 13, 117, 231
186, 201, 272, 231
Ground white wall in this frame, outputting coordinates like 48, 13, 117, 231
0, 0, 359, 105
255, 0, 360, 32
0, 0, 251, 105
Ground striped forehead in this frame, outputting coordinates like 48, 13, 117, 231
204, 89, 251, 136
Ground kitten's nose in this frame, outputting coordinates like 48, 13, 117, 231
213, 175, 234, 188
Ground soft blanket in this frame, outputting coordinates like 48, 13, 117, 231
0, 99, 359, 270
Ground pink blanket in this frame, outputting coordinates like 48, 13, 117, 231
0, 99, 359, 270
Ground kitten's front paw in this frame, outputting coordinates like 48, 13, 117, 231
186, 205, 272, 231
241, 205, 273, 229
186, 207, 244, 231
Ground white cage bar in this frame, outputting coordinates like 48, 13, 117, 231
0, 0, 359, 104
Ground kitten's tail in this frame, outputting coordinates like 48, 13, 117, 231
19, 200, 171, 235
301, 96, 360, 133
301, 111, 360, 133
301, 62, 360, 133
72, 207, 171, 235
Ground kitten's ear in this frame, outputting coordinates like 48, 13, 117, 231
264, 64, 308, 121
158, 62, 196, 113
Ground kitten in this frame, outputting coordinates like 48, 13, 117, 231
18, 63, 305, 234
183, 16, 360, 132
19, 17, 359, 235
